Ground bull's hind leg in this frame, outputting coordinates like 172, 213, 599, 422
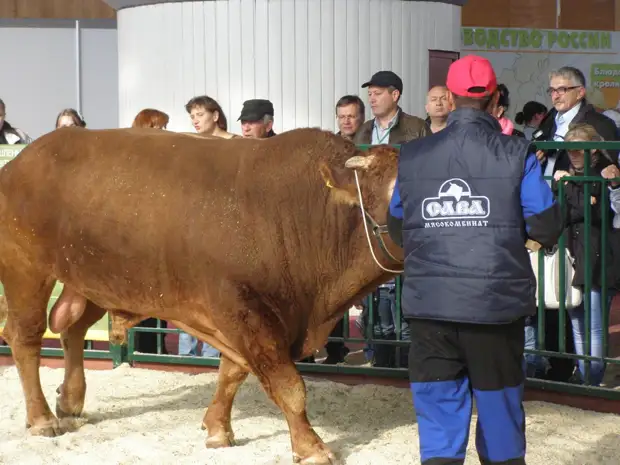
56, 300, 106, 419
1, 272, 61, 436
202, 354, 249, 448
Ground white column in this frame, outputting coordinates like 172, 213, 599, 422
117, 0, 461, 134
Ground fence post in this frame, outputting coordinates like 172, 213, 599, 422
108, 318, 129, 367
109, 343, 128, 368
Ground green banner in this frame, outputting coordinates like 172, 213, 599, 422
591, 64, 620, 90
462, 28, 613, 51
0, 281, 109, 341
0, 144, 27, 168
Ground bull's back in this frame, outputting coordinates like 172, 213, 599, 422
0, 128, 259, 304
0, 127, 359, 315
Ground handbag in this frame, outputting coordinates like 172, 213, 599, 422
528, 245, 583, 309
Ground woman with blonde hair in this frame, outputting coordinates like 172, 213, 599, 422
132, 108, 169, 129
550, 122, 620, 385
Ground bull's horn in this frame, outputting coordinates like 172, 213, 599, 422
344, 154, 375, 170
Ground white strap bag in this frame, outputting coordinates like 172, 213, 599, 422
528, 245, 583, 309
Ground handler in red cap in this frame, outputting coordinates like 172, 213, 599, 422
386, 55, 564, 463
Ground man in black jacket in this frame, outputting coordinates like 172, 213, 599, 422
388, 55, 563, 465
532, 66, 620, 382
536, 66, 619, 179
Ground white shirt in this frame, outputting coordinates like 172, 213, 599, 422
609, 186, 620, 229
553, 101, 582, 141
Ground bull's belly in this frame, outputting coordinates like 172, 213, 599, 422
44, 255, 216, 327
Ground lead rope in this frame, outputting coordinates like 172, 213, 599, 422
353, 170, 404, 274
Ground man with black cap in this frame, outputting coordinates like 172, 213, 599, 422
238, 99, 276, 138
353, 70, 429, 146
354, 70, 428, 369
387, 55, 564, 464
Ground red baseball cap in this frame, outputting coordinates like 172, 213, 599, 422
446, 55, 497, 98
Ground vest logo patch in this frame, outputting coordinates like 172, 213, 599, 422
422, 178, 489, 228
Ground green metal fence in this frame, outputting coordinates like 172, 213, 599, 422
3, 140, 620, 400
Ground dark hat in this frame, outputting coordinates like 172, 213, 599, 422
361, 71, 403, 93
238, 99, 274, 122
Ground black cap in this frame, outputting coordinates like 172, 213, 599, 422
238, 99, 274, 122
361, 71, 403, 93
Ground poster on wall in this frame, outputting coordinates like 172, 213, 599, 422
460, 27, 620, 122
0, 282, 110, 342
0, 144, 26, 168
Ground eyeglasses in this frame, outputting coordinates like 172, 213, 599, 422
546, 86, 580, 96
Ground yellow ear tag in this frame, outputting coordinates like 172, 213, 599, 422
326, 180, 334, 189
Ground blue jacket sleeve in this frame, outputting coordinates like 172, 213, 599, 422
389, 179, 403, 220
387, 179, 404, 247
521, 152, 563, 248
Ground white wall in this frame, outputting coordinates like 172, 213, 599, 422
117, 0, 461, 135
0, 19, 118, 140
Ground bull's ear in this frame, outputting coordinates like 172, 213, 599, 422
344, 154, 376, 170
318, 162, 359, 205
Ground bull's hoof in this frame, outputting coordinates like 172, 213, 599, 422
205, 431, 235, 448
27, 417, 64, 438
293, 449, 340, 465
55, 399, 84, 420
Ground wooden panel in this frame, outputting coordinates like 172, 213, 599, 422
0, 0, 114, 19
615, 0, 620, 30
560, 0, 614, 31
462, 0, 511, 27
509, 0, 556, 28
0, 1, 17, 17
463, 0, 557, 28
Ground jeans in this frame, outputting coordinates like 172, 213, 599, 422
373, 288, 409, 339
178, 331, 221, 357
524, 320, 550, 378
567, 289, 614, 386
525, 289, 614, 386
363, 287, 410, 367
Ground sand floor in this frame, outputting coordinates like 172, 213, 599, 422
1, 364, 619, 464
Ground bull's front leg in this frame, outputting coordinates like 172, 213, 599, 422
202, 354, 249, 448
237, 310, 337, 465
252, 356, 337, 464
55, 300, 106, 419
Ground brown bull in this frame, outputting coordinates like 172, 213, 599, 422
0, 126, 402, 464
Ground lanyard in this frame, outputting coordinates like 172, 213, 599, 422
374, 123, 392, 144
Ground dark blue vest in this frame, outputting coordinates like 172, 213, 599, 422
398, 108, 535, 324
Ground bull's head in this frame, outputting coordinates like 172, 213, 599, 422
319, 145, 403, 270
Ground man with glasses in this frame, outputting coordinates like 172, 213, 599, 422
335, 95, 365, 140
529, 67, 620, 385
537, 66, 619, 180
